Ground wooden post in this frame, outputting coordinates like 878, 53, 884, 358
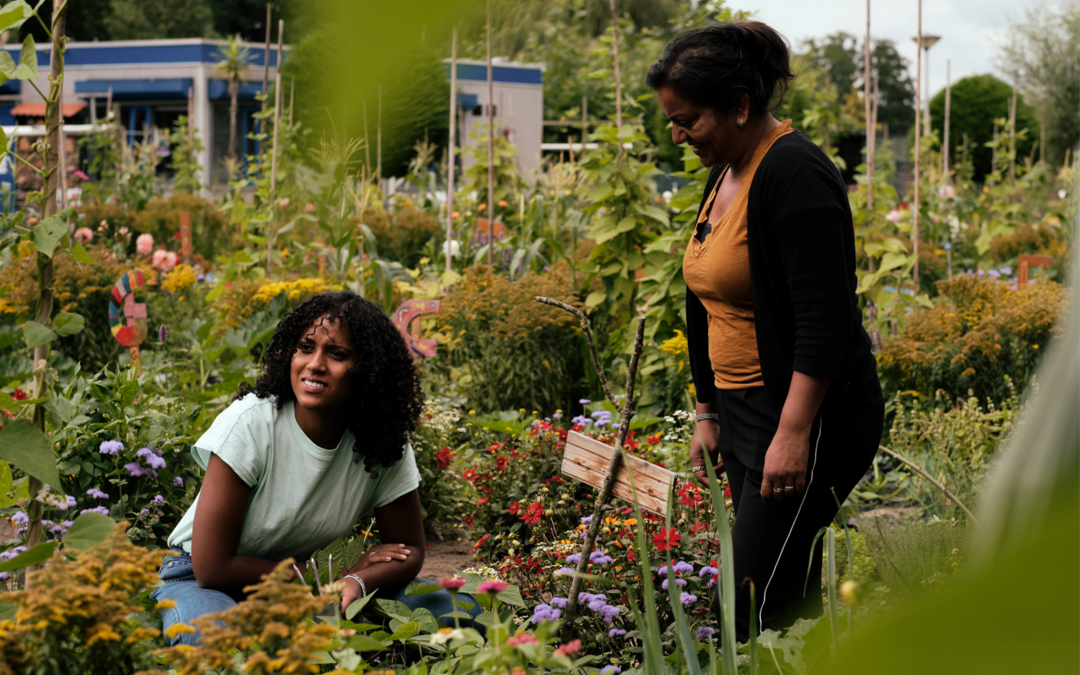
179, 211, 193, 261
57, 81, 67, 209
267, 19, 284, 273
486, 0, 495, 265
864, 0, 872, 213
581, 95, 588, 150
363, 102, 371, 172
377, 84, 382, 182
262, 4, 271, 115
609, 0, 622, 128
913, 1, 922, 293
1009, 81, 1017, 183
187, 86, 194, 148
943, 59, 951, 180
288, 77, 294, 127
446, 28, 457, 272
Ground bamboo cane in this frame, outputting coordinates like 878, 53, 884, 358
486, 0, 494, 265
913, 1, 922, 294
943, 60, 951, 180
446, 28, 457, 272
864, 0, 872, 213
266, 20, 283, 273
609, 0, 622, 129
262, 3, 271, 115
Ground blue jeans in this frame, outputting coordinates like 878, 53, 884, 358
151, 549, 482, 646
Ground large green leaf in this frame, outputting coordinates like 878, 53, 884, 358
0, 1, 31, 35
31, 215, 66, 257
0, 418, 63, 493
0, 459, 14, 508
22, 320, 57, 349
53, 312, 85, 337
11, 35, 37, 80
0, 541, 57, 573
70, 244, 95, 265
0, 601, 14, 622
63, 512, 115, 550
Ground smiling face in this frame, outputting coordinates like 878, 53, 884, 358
289, 315, 359, 421
657, 86, 747, 168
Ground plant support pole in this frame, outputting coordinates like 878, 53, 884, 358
943, 60, 951, 180
609, 0, 622, 128
912, 0, 921, 294
864, 0, 872, 213
486, 0, 494, 264
266, 19, 283, 273
262, 3, 271, 115
446, 27, 457, 272
878, 446, 977, 523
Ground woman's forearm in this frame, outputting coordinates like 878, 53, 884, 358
346, 545, 425, 594
195, 553, 299, 592
778, 371, 831, 435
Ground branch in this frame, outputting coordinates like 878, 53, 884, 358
558, 315, 646, 642
534, 296, 619, 409
878, 445, 978, 523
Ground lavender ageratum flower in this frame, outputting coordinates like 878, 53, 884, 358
612, 423, 620, 429
698, 565, 719, 578
590, 410, 611, 419
532, 604, 555, 624
145, 454, 166, 470
594, 418, 610, 428
658, 564, 669, 575
600, 605, 621, 623
552, 412, 563, 419
1001, 266, 1013, 276
531, 420, 542, 427
602, 666, 622, 675
124, 462, 147, 477
159, 324, 169, 343
139, 508, 150, 517
988, 269, 1001, 279
555, 567, 575, 576
57, 495, 76, 511
80, 506, 110, 516
550, 597, 568, 608
151, 495, 165, 506
587, 596, 607, 612
589, 551, 614, 565
608, 628, 626, 638
565, 553, 581, 565
98, 440, 123, 456
136, 447, 153, 458
173, 476, 184, 487
680, 592, 698, 607
10, 512, 28, 525
579, 399, 591, 405
571, 415, 592, 426
695, 626, 715, 640
581, 515, 593, 525
86, 488, 109, 500
674, 561, 695, 575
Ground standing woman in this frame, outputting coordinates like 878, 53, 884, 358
647, 22, 883, 640
153, 291, 477, 644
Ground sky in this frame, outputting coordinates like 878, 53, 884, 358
734, 0, 1048, 99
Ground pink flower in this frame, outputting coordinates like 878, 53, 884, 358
885, 209, 903, 223
477, 580, 508, 595
278, 197, 290, 210
938, 184, 955, 199
438, 577, 467, 591
73, 170, 89, 181
554, 639, 582, 657
152, 249, 167, 267
304, 203, 315, 213
136, 233, 154, 255
507, 633, 539, 647
161, 251, 178, 271
74, 227, 93, 244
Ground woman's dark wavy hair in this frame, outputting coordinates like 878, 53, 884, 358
235, 291, 423, 475
645, 21, 796, 118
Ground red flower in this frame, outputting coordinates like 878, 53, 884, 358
464, 515, 474, 526
647, 433, 661, 445
463, 468, 477, 482
520, 501, 543, 526
678, 482, 703, 507
436, 447, 455, 469
476, 497, 489, 506
508, 501, 520, 515
472, 534, 490, 551
495, 456, 509, 471
11, 388, 26, 401
652, 527, 681, 551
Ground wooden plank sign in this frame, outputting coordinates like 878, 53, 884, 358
178, 210, 193, 261
1017, 254, 1054, 285
561, 431, 676, 515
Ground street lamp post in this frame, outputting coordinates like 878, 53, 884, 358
912, 33, 940, 137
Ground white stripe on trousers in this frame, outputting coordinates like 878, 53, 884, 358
757, 418, 824, 631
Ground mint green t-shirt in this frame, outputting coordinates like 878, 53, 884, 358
167, 394, 421, 562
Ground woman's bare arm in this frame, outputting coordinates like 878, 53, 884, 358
340, 489, 426, 609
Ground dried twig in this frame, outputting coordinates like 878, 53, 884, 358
536, 296, 646, 641
878, 445, 977, 523
534, 296, 620, 409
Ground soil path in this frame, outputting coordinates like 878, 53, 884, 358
420, 537, 476, 581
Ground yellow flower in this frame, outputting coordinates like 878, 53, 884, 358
164, 623, 196, 639
155, 599, 177, 609
161, 264, 198, 293
659, 329, 689, 357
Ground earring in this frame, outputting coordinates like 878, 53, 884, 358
737, 118, 745, 128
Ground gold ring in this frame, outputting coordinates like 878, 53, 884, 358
773, 487, 783, 494
784, 485, 795, 491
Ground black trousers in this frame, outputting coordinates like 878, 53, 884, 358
712, 386, 883, 641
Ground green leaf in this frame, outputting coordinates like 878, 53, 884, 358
344, 590, 377, 620
0, 541, 57, 573
389, 620, 419, 641
70, 244, 95, 265
0, 2, 31, 36
634, 203, 670, 226
12, 35, 37, 80
22, 320, 57, 349
0, 459, 14, 508
584, 291, 606, 308
63, 512, 115, 550
53, 312, 85, 337
878, 252, 908, 273
347, 633, 390, 652
0, 418, 63, 493
585, 183, 613, 203
31, 215, 65, 257
0, 391, 15, 411
0, 601, 14, 622
0, 52, 14, 81
615, 215, 637, 234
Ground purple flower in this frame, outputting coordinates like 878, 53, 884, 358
674, 561, 694, 575
552, 412, 563, 419
589, 551, 614, 565
124, 462, 148, 477
600, 604, 621, 623
594, 419, 610, 428
159, 324, 169, 343
173, 476, 184, 487
531, 420, 542, 427
587, 596, 607, 612
55, 495, 77, 511
136, 447, 153, 458
680, 592, 698, 607
698, 565, 718, 578
608, 628, 626, 638
10, 511, 28, 524
531, 603, 561, 624
695, 626, 715, 640
578, 399, 591, 405
139, 508, 150, 516
658, 564, 669, 575
145, 454, 166, 470
86, 488, 109, 499
566, 553, 581, 565
590, 410, 611, 419
571, 415, 592, 426
550, 597, 568, 608
98, 440, 123, 456
581, 515, 593, 525
988, 269, 1001, 279
555, 567, 575, 576
1001, 266, 1013, 276
80, 506, 110, 516
602, 667, 622, 675
151, 495, 165, 506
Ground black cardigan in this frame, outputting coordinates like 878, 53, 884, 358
686, 129, 880, 416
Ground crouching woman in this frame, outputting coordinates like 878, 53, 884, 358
153, 291, 475, 644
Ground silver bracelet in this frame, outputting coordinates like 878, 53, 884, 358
344, 574, 367, 598
693, 465, 707, 472
696, 413, 719, 423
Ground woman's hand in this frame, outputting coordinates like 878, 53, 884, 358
354, 543, 411, 572
760, 426, 809, 503
690, 421, 723, 488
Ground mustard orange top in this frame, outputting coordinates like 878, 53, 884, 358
682, 120, 794, 390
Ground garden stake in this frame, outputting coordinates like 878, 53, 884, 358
878, 445, 977, 522
535, 297, 645, 641
267, 19, 284, 273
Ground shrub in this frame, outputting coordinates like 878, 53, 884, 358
878, 274, 1067, 403
210, 277, 339, 328
361, 207, 442, 268
130, 193, 232, 261
434, 265, 588, 414
987, 221, 1070, 269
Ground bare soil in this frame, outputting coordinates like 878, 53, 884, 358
420, 536, 476, 582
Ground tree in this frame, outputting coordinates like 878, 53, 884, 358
995, 0, 1080, 166
929, 74, 1039, 181
104, 0, 217, 40
866, 39, 915, 136
803, 32, 860, 95
212, 35, 254, 163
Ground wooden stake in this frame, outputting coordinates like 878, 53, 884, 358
486, 0, 495, 265
864, 0, 872, 213
446, 27, 457, 272
267, 19, 283, 273
943, 60, 951, 180
581, 95, 588, 150
609, 0, 622, 128
377, 84, 382, 181
1009, 81, 1017, 183
913, 1, 922, 294
288, 77, 294, 127
262, 3, 271, 115
363, 102, 371, 171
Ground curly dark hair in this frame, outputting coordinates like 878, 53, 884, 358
645, 21, 796, 118
235, 291, 423, 475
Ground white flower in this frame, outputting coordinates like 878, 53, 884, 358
443, 239, 462, 258
429, 627, 465, 646
938, 184, 955, 199
622, 142, 634, 150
